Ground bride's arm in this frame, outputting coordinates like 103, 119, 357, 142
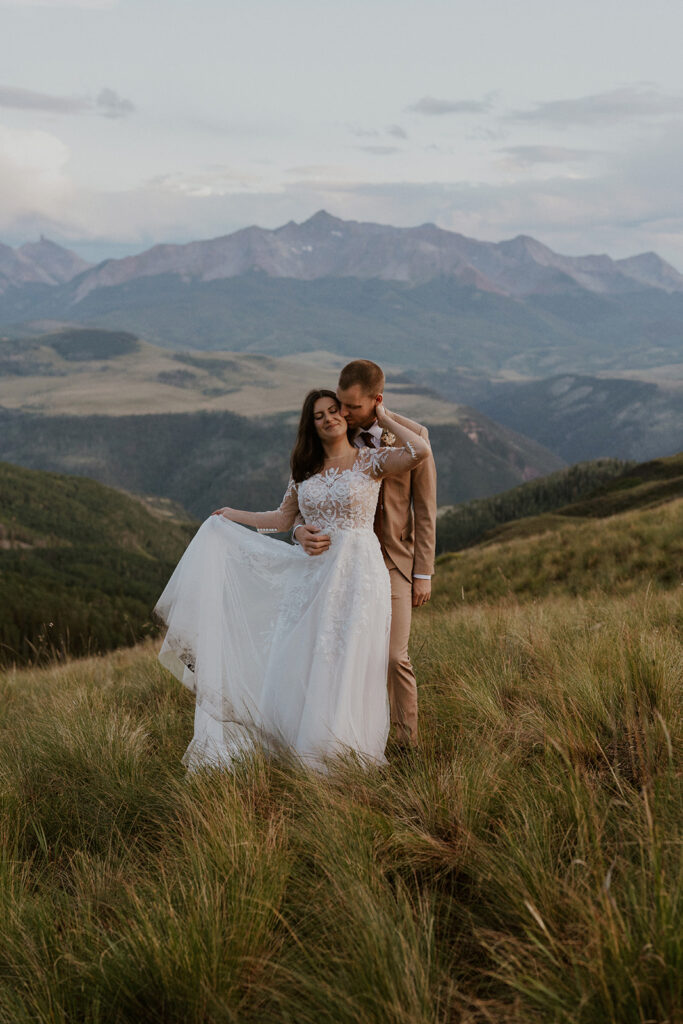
368, 404, 431, 477
211, 478, 300, 533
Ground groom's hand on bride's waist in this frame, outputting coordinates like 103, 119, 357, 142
294, 523, 331, 555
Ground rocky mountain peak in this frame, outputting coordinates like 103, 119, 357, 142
301, 210, 345, 229
614, 251, 683, 292
0, 237, 92, 293
499, 234, 554, 262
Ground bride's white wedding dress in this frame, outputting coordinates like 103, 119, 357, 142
154, 442, 422, 772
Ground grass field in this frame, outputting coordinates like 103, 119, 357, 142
435, 497, 683, 604
1, 559, 680, 1021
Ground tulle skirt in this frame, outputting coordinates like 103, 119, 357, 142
154, 515, 392, 772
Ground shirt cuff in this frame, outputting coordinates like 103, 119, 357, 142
412, 574, 432, 580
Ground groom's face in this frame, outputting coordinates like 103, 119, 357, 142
336, 384, 381, 430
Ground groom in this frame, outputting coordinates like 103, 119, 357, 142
294, 359, 437, 748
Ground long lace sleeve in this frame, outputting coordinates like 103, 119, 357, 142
224, 479, 300, 533
361, 439, 430, 480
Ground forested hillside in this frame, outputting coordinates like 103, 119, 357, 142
0, 405, 563, 518
436, 457, 633, 553
0, 462, 194, 666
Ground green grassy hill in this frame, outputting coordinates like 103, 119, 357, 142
436, 496, 682, 603
438, 452, 682, 554
0, 461, 195, 666
0, 519, 679, 1021
435, 452, 683, 606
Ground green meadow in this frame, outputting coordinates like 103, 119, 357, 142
0, 456, 681, 1022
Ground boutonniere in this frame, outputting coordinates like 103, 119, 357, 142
381, 430, 397, 446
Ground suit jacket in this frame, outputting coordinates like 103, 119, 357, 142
377, 411, 437, 582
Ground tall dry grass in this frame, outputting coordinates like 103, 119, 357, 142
0, 588, 680, 1022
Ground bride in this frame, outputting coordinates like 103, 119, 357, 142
154, 388, 430, 772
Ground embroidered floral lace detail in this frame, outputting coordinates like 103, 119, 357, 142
292, 443, 423, 536
359, 441, 421, 479
315, 540, 391, 662
297, 459, 380, 535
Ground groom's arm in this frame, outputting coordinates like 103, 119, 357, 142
411, 425, 437, 582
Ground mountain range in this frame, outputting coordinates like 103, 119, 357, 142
1, 213, 682, 474
2, 212, 683, 379
4, 211, 683, 298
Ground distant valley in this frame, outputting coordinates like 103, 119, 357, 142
414, 368, 683, 464
0, 326, 509, 426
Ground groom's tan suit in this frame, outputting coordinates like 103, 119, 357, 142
364, 411, 437, 744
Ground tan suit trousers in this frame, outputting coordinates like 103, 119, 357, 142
384, 555, 418, 745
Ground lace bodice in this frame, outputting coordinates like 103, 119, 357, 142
249, 443, 423, 535
298, 459, 380, 533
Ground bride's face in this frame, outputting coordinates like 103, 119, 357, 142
313, 396, 347, 440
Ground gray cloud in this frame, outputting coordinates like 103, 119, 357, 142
408, 95, 493, 116
500, 145, 602, 164
0, 82, 134, 117
348, 123, 407, 141
0, 84, 88, 114
466, 124, 506, 143
348, 124, 380, 138
356, 145, 400, 155
96, 87, 135, 118
509, 85, 683, 127
4, 115, 683, 271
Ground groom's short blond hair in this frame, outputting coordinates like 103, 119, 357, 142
338, 359, 385, 396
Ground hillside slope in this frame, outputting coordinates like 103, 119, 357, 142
4, 327, 681, 468
415, 367, 683, 464
436, 453, 683, 603
472, 374, 683, 463
479, 452, 683, 543
436, 457, 634, 554
0, 461, 194, 665
0, 514, 679, 1022
4, 272, 683, 375
0, 326, 554, 430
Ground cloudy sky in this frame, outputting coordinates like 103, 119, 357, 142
2, 0, 683, 267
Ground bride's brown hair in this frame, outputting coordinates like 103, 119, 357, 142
290, 389, 351, 483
